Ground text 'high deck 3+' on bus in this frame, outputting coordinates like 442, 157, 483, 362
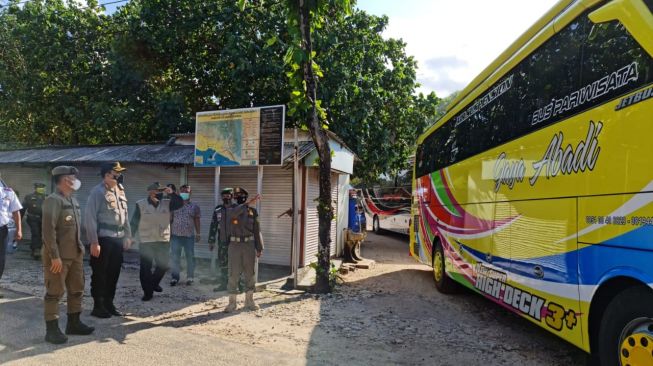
410, 1, 653, 365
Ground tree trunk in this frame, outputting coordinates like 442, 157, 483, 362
298, 0, 333, 293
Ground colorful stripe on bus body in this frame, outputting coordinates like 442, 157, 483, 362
412, 169, 653, 351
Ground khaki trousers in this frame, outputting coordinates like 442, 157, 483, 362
43, 251, 84, 321
227, 243, 256, 294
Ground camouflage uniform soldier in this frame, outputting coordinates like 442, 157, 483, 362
42, 166, 94, 344
221, 187, 263, 312
208, 187, 234, 292
23, 182, 46, 259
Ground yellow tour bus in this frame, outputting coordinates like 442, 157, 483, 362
410, 0, 653, 364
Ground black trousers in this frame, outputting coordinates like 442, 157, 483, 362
0, 225, 7, 281
27, 217, 42, 251
90, 236, 124, 302
139, 242, 169, 296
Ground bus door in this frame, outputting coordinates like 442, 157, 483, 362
507, 198, 584, 349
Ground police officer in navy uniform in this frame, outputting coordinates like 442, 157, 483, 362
221, 187, 263, 312
208, 187, 234, 292
41, 166, 94, 344
23, 182, 47, 259
84, 162, 132, 318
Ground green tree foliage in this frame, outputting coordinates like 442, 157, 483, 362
0, 0, 439, 182
0, 0, 117, 144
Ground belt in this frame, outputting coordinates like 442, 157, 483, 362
230, 236, 254, 243
99, 223, 125, 232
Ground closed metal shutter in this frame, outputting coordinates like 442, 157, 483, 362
330, 172, 338, 257
186, 166, 215, 259
303, 169, 340, 265
304, 168, 319, 265
0, 165, 50, 240
259, 166, 292, 266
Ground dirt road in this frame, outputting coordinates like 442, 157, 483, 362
1, 233, 586, 365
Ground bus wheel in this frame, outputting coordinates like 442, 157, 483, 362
372, 215, 382, 234
597, 286, 653, 366
432, 241, 456, 294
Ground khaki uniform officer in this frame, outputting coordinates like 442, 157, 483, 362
23, 182, 46, 259
42, 166, 94, 345
222, 187, 263, 312
84, 162, 132, 318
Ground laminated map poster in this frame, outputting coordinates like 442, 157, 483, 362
194, 105, 285, 167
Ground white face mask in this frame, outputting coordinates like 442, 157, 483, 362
71, 178, 81, 191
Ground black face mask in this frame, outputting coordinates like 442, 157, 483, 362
236, 196, 247, 204
155, 193, 164, 200
222, 198, 232, 206
110, 174, 124, 185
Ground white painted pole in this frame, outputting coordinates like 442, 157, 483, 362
255, 165, 263, 284
293, 127, 300, 288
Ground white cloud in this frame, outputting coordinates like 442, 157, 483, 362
359, 0, 559, 97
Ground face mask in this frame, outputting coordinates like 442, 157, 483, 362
222, 196, 232, 205
71, 178, 81, 191
116, 174, 124, 185
236, 196, 247, 204
36, 188, 46, 194
155, 192, 164, 200
180, 192, 190, 201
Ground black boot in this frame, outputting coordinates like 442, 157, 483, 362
45, 319, 68, 344
91, 298, 111, 318
104, 299, 123, 316
65, 312, 95, 335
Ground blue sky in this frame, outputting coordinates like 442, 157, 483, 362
356, 0, 559, 97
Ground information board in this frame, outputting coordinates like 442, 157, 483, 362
194, 105, 285, 167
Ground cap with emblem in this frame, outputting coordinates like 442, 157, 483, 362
33, 182, 46, 188
147, 182, 165, 191
100, 162, 127, 176
221, 187, 233, 195
51, 166, 79, 177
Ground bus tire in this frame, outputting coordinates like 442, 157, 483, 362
372, 215, 382, 234
432, 241, 457, 294
596, 286, 653, 366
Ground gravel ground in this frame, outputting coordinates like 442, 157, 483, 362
0, 234, 587, 365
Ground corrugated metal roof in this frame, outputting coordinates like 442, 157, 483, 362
0, 144, 195, 165
0, 142, 316, 165
283, 141, 315, 164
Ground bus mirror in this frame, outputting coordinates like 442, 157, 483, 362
589, 0, 653, 57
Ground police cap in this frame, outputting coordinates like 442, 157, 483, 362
221, 187, 234, 195
33, 182, 46, 188
234, 187, 248, 196
100, 162, 126, 176
51, 166, 79, 177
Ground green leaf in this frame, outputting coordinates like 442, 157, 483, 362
266, 36, 277, 47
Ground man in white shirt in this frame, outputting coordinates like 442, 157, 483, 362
0, 182, 23, 298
